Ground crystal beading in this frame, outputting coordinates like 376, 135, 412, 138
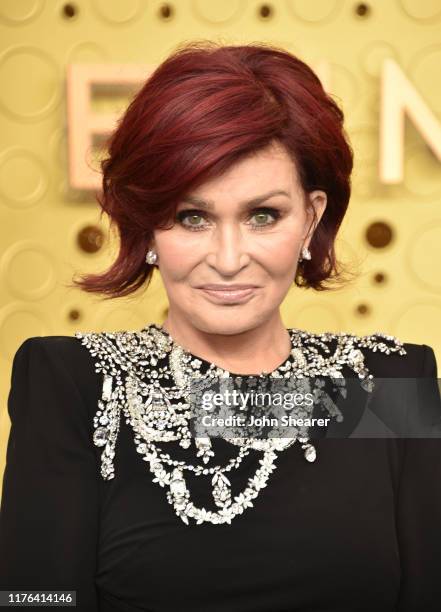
74, 324, 407, 525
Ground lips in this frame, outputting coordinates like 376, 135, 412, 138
197, 285, 259, 304
197, 284, 258, 290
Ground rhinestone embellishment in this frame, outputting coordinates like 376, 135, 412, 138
74, 324, 407, 525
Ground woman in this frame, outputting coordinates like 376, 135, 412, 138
1, 41, 440, 612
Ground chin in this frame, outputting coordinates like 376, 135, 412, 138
189, 312, 267, 336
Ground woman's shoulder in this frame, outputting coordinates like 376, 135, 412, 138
15, 334, 98, 370
288, 326, 437, 378
12, 335, 102, 402
6, 335, 103, 443
361, 337, 437, 377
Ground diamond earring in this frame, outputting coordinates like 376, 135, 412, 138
298, 246, 311, 263
145, 250, 158, 265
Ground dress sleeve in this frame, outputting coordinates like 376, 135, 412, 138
395, 344, 441, 610
0, 337, 100, 611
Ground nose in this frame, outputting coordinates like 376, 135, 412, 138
205, 223, 250, 275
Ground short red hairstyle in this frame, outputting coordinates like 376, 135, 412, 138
71, 40, 355, 299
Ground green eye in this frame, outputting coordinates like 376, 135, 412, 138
187, 214, 203, 226
253, 212, 271, 225
177, 211, 207, 230
250, 209, 280, 228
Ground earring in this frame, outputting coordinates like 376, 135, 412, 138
298, 246, 311, 263
145, 250, 158, 265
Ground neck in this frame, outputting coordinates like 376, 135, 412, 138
160, 312, 292, 375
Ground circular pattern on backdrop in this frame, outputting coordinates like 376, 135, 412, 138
66, 40, 109, 63
76, 225, 105, 253
97, 308, 156, 332
62, 3, 78, 20
287, 302, 342, 332
0, 148, 49, 209
365, 221, 394, 249
408, 44, 441, 114
158, 4, 174, 20
403, 143, 441, 199
0, 304, 52, 361
355, 302, 371, 316
0, 45, 60, 120
0, 0, 44, 25
1, 241, 57, 301
391, 301, 441, 347
372, 271, 387, 285
191, 0, 245, 24
333, 236, 359, 268
91, 0, 145, 24
67, 307, 82, 322
258, 4, 274, 20
398, 0, 441, 23
406, 222, 441, 292
359, 41, 400, 78
326, 62, 360, 114
354, 3, 371, 18
286, 0, 343, 24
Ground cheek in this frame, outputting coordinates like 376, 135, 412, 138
155, 234, 196, 280
270, 235, 300, 260
254, 230, 302, 271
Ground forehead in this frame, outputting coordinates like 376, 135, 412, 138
185, 142, 302, 204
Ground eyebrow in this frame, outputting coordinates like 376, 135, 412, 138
180, 189, 291, 210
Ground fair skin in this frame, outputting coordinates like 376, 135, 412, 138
150, 141, 327, 375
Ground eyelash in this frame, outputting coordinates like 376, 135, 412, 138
176, 207, 282, 232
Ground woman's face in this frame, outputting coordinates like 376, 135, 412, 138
152, 141, 327, 335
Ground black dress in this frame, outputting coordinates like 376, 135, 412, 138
0, 330, 440, 612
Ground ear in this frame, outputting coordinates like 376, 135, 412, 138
303, 190, 327, 246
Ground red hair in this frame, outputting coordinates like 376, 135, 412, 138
70, 40, 355, 299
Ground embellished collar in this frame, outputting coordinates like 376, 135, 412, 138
74, 323, 407, 526
141, 323, 406, 388
147, 323, 297, 378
